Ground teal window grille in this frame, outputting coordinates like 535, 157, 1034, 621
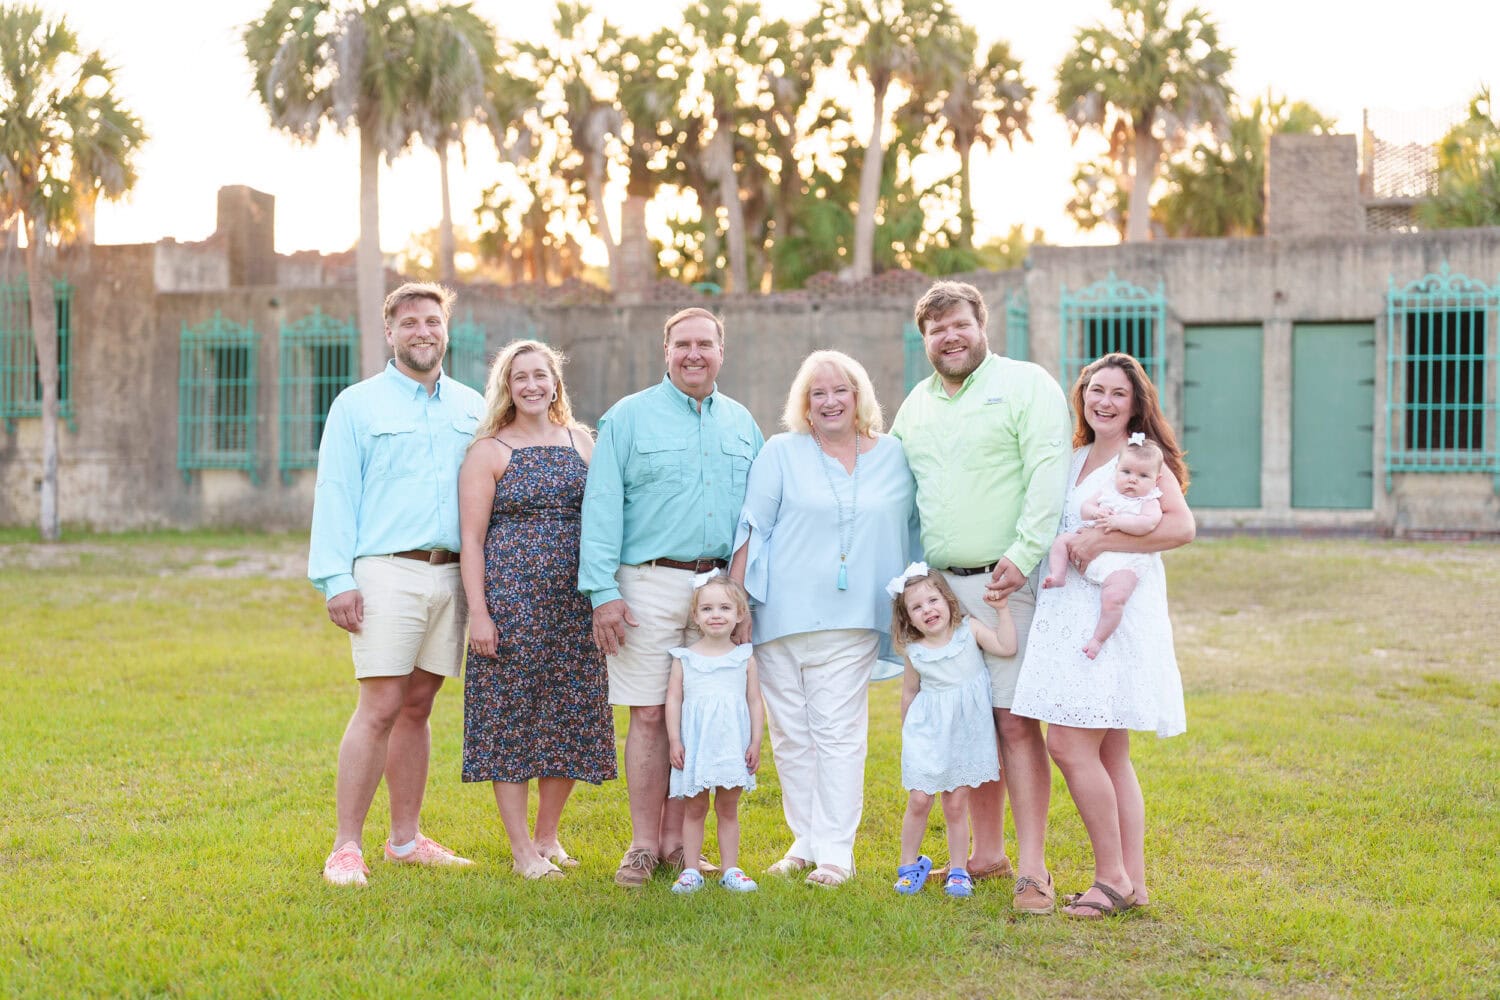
903, 320, 927, 391
279, 308, 357, 480
1004, 289, 1030, 362
447, 310, 489, 390
1059, 272, 1165, 391
1384, 263, 1499, 490
0, 279, 75, 432
178, 312, 257, 482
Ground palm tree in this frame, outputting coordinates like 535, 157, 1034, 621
615, 27, 679, 294
929, 36, 1033, 249
674, 2, 790, 294
527, 3, 625, 289
1421, 87, 1500, 229
1157, 95, 1334, 237
748, 17, 831, 289
1056, 0, 1234, 242
0, 5, 145, 541
406, 3, 510, 286
816, 0, 961, 281
244, 0, 427, 376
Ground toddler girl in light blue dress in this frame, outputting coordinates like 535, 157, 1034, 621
887, 563, 1014, 898
666, 572, 765, 894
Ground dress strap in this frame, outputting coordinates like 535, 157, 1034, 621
493, 435, 513, 451
566, 427, 576, 448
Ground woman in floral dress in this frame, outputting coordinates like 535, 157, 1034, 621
458, 340, 616, 879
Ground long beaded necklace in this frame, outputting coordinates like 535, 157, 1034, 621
811, 429, 860, 591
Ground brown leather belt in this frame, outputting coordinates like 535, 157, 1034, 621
391, 549, 459, 565
649, 557, 728, 573
944, 561, 999, 577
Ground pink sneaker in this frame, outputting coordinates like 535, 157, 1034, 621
384, 834, 474, 867
323, 842, 370, 886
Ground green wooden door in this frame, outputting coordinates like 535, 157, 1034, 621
1183, 325, 1262, 507
1292, 323, 1375, 508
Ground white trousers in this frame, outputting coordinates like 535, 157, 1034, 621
756, 628, 879, 872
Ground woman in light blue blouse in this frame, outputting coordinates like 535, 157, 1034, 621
730, 350, 918, 887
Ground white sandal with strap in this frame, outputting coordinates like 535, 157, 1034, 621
765, 856, 813, 877
805, 863, 852, 888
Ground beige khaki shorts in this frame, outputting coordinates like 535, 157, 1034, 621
606, 563, 702, 706
942, 570, 1037, 710
348, 555, 467, 679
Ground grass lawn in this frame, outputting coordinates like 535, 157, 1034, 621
1, 533, 1497, 998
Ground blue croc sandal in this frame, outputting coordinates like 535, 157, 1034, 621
893, 855, 933, 895
671, 869, 705, 895
944, 867, 974, 898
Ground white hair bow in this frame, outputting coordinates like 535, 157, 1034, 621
1128, 432, 1145, 446
693, 567, 725, 590
884, 561, 931, 599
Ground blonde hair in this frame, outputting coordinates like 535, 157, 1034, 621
383, 281, 454, 326
474, 340, 578, 442
690, 576, 750, 619
889, 571, 962, 653
662, 307, 725, 347
780, 350, 884, 435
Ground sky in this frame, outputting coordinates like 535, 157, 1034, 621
35, 0, 1500, 258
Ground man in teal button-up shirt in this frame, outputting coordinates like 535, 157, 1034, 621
308, 283, 484, 887
579, 307, 763, 886
892, 280, 1070, 913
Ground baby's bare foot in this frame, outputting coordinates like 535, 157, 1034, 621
1083, 640, 1101, 659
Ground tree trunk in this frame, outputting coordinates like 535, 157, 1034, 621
696, 181, 722, 285
958, 131, 975, 249
1125, 127, 1162, 243
22, 219, 60, 542
357, 126, 387, 377
706, 123, 748, 294
585, 152, 618, 291
846, 83, 888, 282
437, 142, 457, 285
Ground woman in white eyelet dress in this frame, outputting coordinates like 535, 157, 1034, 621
1010, 353, 1194, 918
1012, 448, 1185, 737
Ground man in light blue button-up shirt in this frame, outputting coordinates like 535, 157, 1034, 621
579, 307, 763, 885
307, 283, 484, 887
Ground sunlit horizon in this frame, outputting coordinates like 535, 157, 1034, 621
36, 0, 1498, 266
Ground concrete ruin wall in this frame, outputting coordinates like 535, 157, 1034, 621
4, 227, 1499, 536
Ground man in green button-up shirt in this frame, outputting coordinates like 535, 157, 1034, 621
891, 280, 1071, 914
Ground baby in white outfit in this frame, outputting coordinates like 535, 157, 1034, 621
1044, 436, 1165, 659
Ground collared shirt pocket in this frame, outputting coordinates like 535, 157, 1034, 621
366, 419, 421, 479
630, 436, 686, 493
720, 433, 755, 492
450, 414, 481, 453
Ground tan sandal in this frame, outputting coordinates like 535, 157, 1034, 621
805, 864, 852, 888
540, 846, 580, 869
512, 859, 565, 880
765, 856, 813, 877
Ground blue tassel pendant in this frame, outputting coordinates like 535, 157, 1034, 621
837, 560, 848, 591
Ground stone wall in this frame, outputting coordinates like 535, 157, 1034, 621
3, 228, 1499, 535
1266, 134, 1364, 238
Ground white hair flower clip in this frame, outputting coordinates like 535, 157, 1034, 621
1128, 432, 1145, 446
885, 561, 931, 600
692, 567, 725, 590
